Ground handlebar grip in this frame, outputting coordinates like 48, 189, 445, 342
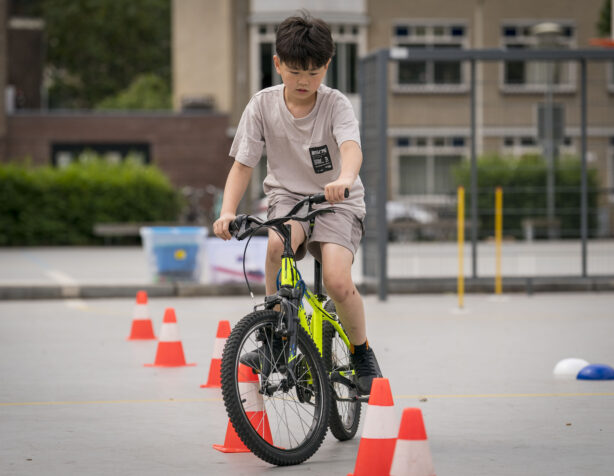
229, 214, 247, 236
311, 189, 350, 204
311, 193, 327, 204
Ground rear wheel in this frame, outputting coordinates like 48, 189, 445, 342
220, 310, 331, 466
322, 301, 361, 441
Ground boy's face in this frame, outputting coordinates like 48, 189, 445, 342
274, 56, 330, 103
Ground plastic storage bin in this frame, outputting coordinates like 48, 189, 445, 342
140, 227, 208, 282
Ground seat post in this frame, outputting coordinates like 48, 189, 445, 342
314, 260, 323, 297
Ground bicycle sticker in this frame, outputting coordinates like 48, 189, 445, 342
309, 145, 333, 174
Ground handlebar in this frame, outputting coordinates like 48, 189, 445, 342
229, 188, 349, 240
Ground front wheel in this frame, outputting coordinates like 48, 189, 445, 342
220, 310, 331, 466
322, 300, 361, 441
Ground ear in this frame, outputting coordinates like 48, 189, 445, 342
273, 55, 282, 74
323, 58, 332, 71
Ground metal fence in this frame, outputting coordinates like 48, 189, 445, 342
359, 48, 614, 299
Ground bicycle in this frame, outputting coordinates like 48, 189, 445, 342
220, 191, 365, 466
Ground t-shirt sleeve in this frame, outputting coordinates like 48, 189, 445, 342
229, 97, 264, 167
331, 93, 361, 148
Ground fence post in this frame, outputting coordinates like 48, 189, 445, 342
470, 58, 478, 279
458, 186, 465, 309
495, 187, 503, 295
580, 58, 588, 278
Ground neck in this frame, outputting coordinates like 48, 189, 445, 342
283, 87, 317, 118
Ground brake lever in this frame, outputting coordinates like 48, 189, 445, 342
229, 214, 256, 241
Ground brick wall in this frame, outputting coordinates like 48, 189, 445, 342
4, 112, 234, 209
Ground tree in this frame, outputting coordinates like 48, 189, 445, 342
96, 73, 171, 110
597, 0, 611, 37
19, 0, 171, 109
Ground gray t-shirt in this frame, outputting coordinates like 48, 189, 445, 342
230, 84, 365, 218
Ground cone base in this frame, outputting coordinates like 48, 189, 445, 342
200, 382, 220, 388
126, 335, 156, 341
212, 444, 250, 453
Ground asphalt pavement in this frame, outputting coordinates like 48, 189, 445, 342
1, 293, 613, 475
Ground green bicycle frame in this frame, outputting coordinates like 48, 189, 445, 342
279, 255, 351, 355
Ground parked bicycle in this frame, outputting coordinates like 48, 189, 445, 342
220, 191, 366, 466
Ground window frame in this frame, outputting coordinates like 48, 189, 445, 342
391, 20, 470, 94
499, 20, 577, 94
391, 133, 469, 200
250, 22, 364, 96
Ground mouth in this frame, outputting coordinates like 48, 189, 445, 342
297, 88, 308, 93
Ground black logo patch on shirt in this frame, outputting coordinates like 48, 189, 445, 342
309, 145, 333, 174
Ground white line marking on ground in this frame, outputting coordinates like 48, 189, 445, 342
64, 299, 89, 310
44, 270, 80, 298
45, 270, 78, 285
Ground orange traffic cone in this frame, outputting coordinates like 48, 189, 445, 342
126, 290, 156, 340
144, 308, 195, 367
201, 320, 231, 388
348, 378, 397, 476
213, 363, 273, 453
389, 408, 436, 476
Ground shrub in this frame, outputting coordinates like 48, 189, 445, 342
0, 159, 182, 245
453, 154, 599, 238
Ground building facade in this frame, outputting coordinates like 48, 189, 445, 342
172, 0, 614, 217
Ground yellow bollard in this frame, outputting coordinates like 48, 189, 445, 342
495, 187, 503, 295
457, 186, 465, 309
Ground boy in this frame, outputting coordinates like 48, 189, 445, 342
213, 13, 381, 394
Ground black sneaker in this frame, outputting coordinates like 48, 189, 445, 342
350, 347, 383, 395
240, 330, 286, 375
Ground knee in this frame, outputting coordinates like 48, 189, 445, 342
323, 272, 355, 303
267, 235, 284, 262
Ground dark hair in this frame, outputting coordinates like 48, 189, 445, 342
275, 12, 334, 70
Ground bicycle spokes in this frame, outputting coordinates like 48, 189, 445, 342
233, 317, 327, 453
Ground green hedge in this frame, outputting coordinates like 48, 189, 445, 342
0, 160, 182, 245
453, 155, 599, 238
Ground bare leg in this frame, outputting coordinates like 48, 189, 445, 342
320, 242, 366, 345
265, 221, 306, 295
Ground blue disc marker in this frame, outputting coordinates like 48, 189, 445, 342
577, 364, 614, 380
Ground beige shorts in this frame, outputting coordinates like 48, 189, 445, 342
267, 196, 364, 263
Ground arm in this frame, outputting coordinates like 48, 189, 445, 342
324, 140, 362, 203
213, 160, 254, 240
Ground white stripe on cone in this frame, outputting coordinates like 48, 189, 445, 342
212, 337, 227, 359
361, 404, 397, 439
133, 303, 149, 319
239, 381, 265, 411
389, 440, 436, 476
159, 323, 181, 342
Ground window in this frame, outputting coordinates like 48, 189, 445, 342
394, 136, 467, 196
392, 22, 468, 93
501, 135, 575, 157
329, 42, 357, 93
501, 22, 576, 93
251, 23, 362, 95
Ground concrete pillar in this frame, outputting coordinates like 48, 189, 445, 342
172, 0, 233, 113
